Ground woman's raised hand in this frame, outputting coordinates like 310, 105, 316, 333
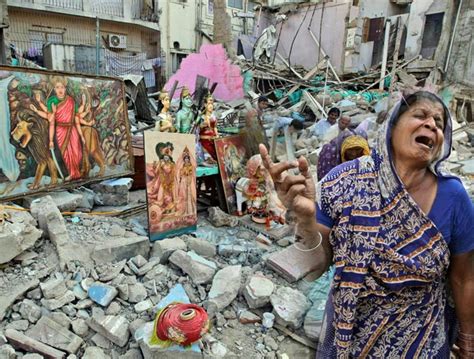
259, 144, 316, 219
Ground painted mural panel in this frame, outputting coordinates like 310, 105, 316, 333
214, 135, 247, 214
0, 66, 133, 200
144, 131, 197, 241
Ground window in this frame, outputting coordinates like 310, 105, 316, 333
228, 0, 243, 9
421, 13, 444, 59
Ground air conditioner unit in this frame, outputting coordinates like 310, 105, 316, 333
109, 34, 127, 49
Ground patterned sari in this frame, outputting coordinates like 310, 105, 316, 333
316, 95, 455, 358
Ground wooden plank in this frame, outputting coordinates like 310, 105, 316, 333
273, 324, 318, 350
276, 58, 327, 105
276, 52, 304, 79
5, 329, 66, 359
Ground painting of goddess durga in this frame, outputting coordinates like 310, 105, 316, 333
0, 66, 133, 200
144, 131, 197, 241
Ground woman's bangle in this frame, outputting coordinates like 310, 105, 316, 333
293, 224, 322, 252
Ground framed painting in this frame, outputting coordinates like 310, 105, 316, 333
214, 134, 247, 214
144, 131, 197, 241
0, 66, 133, 200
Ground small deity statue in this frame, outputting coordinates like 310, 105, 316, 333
198, 93, 219, 161
155, 90, 177, 132
235, 154, 286, 225
176, 87, 194, 133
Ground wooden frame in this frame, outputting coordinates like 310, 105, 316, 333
214, 134, 248, 214
144, 131, 197, 241
0, 65, 134, 201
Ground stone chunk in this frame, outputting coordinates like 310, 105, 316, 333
25, 191, 83, 212
239, 310, 261, 324
71, 319, 89, 337
270, 286, 311, 329
151, 237, 187, 263
26, 316, 83, 354
19, 299, 42, 324
82, 346, 111, 359
30, 196, 70, 268
6, 320, 29, 331
0, 344, 15, 359
5, 328, 66, 358
91, 236, 150, 265
207, 207, 239, 227
185, 237, 217, 257
244, 275, 275, 309
127, 283, 148, 303
0, 209, 42, 264
0, 279, 39, 322
88, 283, 118, 307
91, 178, 133, 206
87, 315, 130, 347
169, 250, 216, 285
134, 299, 153, 313
40, 277, 67, 299
208, 265, 241, 311
41, 290, 75, 311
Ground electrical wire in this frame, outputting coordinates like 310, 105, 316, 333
288, 5, 311, 68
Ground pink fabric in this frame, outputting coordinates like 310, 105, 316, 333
165, 44, 244, 102
55, 96, 82, 180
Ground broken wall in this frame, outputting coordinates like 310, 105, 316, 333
346, 0, 408, 72
404, 0, 453, 64
256, 1, 349, 73
446, 0, 474, 87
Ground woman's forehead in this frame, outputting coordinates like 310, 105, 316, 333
408, 99, 444, 115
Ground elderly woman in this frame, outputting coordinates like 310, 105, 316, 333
259, 91, 474, 358
317, 129, 370, 180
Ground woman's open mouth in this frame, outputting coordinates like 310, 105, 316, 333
415, 136, 434, 149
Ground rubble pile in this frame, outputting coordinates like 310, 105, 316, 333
0, 199, 319, 358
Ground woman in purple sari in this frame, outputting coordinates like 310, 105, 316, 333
259, 91, 474, 358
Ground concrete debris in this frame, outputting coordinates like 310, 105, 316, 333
1, 185, 328, 358
41, 290, 75, 311
26, 316, 83, 354
87, 314, 130, 347
40, 277, 67, 299
184, 236, 217, 258
88, 283, 119, 307
150, 237, 187, 264
0, 208, 42, 264
169, 250, 216, 285
5, 328, 67, 358
244, 275, 275, 309
19, 299, 41, 324
207, 207, 239, 227
0, 279, 39, 322
208, 265, 242, 311
239, 310, 261, 324
91, 236, 150, 265
25, 191, 84, 213
82, 346, 111, 359
91, 178, 134, 206
270, 286, 311, 329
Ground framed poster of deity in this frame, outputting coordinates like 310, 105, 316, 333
144, 131, 197, 241
0, 66, 133, 200
214, 134, 248, 214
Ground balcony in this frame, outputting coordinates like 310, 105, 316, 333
9, 0, 159, 26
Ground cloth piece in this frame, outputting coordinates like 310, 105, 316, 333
311, 118, 332, 139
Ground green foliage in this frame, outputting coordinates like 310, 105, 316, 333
17, 81, 32, 98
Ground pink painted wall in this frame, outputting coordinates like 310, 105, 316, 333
165, 44, 244, 102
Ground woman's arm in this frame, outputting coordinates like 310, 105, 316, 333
450, 250, 474, 357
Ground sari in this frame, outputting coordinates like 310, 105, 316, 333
316, 94, 455, 358
48, 95, 82, 180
